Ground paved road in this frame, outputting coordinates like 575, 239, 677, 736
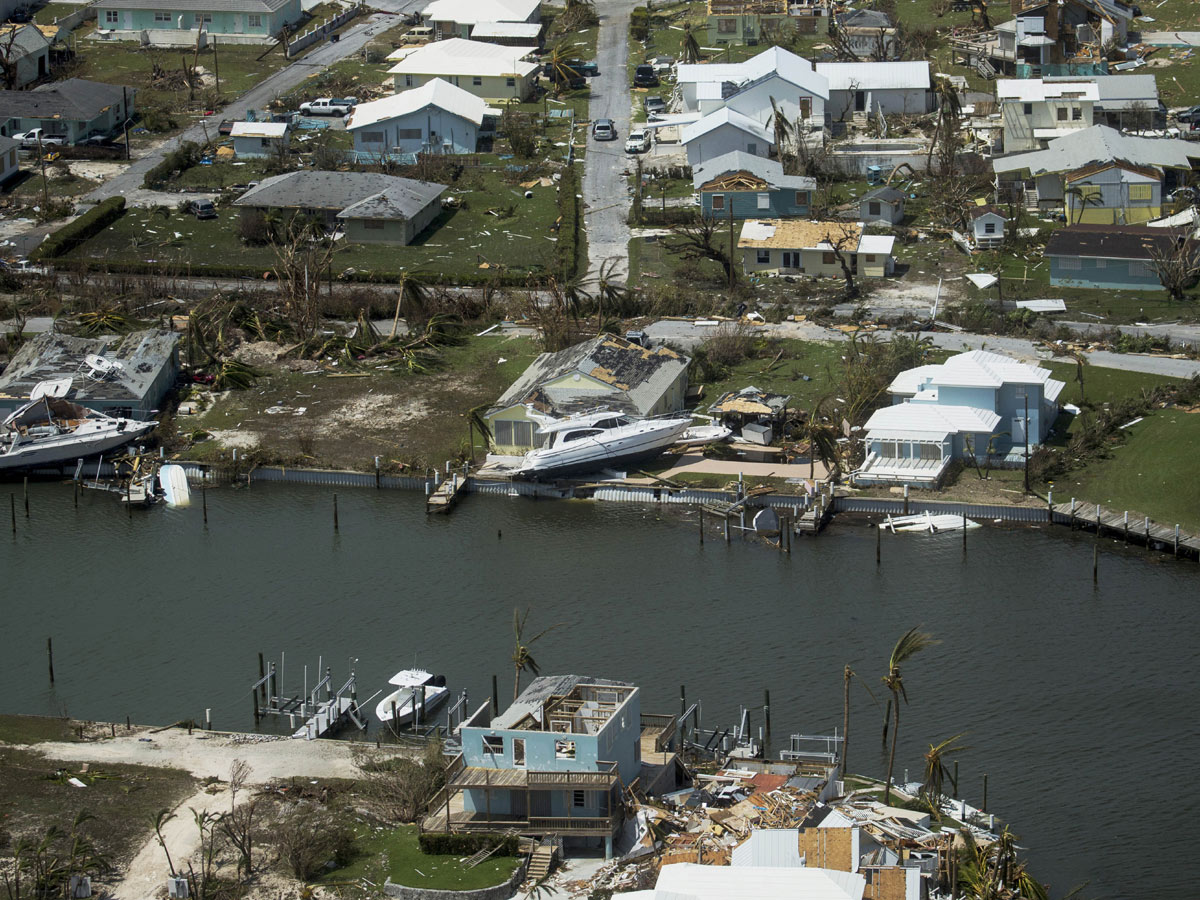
643, 318, 1200, 379
582, 0, 639, 283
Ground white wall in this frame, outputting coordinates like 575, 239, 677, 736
685, 124, 771, 167
725, 75, 826, 129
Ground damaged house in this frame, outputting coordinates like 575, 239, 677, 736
485, 335, 690, 456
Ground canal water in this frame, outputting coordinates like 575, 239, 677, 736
2, 482, 1196, 900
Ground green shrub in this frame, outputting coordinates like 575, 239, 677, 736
554, 163, 581, 280
31, 197, 125, 260
143, 141, 203, 189
630, 6, 650, 41
417, 832, 519, 857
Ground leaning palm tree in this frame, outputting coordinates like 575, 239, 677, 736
511, 607, 566, 701
882, 627, 939, 804
768, 96, 795, 162
150, 809, 177, 877
921, 733, 969, 813
798, 396, 840, 479
840, 663, 880, 777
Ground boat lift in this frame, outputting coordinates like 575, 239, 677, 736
252, 655, 366, 740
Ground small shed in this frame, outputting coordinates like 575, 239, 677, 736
230, 121, 290, 159
968, 204, 1007, 248
708, 386, 790, 445
859, 186, 905, 224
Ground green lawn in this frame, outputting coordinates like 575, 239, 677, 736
66, 168, 563, 280
1043, 361, 1183, 411
34, 2, 77, 24
173, 158, 275, 190
1061, 409, 1200, 532
0, 714, 78, 745
699, 339, 849, 412
320, 825, 519, 891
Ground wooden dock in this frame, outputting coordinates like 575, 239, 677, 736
427, 473, 468, 514
1053, 499, 1200, 556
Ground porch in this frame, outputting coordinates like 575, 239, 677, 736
852, 452, 952, 486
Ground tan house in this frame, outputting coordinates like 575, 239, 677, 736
739, 219, 896, 278
387, 37, 538, 102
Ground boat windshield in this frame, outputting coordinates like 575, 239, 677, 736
594, 416, 629, 429
559, 428, 603, 444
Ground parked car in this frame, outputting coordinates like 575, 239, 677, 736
8, 6, 31, 22
2, 258, 49, 276
80, 135, 118, 147
545, 66, 586, 90
592, 118, 616, 141
644, 96, 667, 117
1176, 105, 1200, 123
299, 97, 352, 116
187, 199, 218, 220
401, 25, 434, 43
633, 64, 659, 88
624, 129, 651, 153
14, 129, 66, 150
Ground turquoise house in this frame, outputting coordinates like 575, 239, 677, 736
854, 350, 1065, 487
428, 676, 643, 857
1045, 224, 1189, 291
94, 0, 302, 39
692, 151, 816, 220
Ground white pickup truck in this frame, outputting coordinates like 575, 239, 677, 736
299, 97, 353, 116
13, 129, 66, 150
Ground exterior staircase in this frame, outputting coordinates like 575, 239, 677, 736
527, 836, 558, 882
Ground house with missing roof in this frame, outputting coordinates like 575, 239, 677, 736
816, 61, 933, 122
0, 79, 134, 144
387, 38, 537, 102
992, 125, 1200, 215
853, 350, 1065, 487
346, 78, 489, 156
1045, 224, 1194, 290
233, 171, 446, 245
704, 0, 790, 47
996, 79, 1098, 153
0, 330, 180, 418
423, 675, 644, 857
738, 220, 895, 279
0, 24, 51, 88
420, 0, 540, 41
692, 151, 815, 219
93, 0, 302, 41
230, 121, 289, 158
484, 334, 689, 455
834, 8, 898, 59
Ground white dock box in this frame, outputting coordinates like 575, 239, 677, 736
741, 423, 773, 445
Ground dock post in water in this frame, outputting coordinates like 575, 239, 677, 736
23, 476, 29, 517
1175, 525, 1180, 557
333, 493, 339, 532
10, 494, 15, 535
903, 483, 909, 515
1145, 517, 1150, 551
258, 653, 266, 701
1070, 497, 1076, 529
47, 637, 54, 684
491, 674, 499, 716
724, 514, 730, 543
699, 508, 704, 545
1047, 490, 1052, 523
375, 457, 381, 489
763, 689, 771, 742
1093, 545, 1098, 585
1124, 511, 1129, 543
202, 485, 208, 525
982, 773, 988, 812
953, 760, 959, 798
876, 522, 881, 566
962, 510, 967, 551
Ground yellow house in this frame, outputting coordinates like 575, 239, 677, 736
1063, 160, 1162, 224
485, 335, 691, 455
739, 219, 895, 278
387, 37, 539, 103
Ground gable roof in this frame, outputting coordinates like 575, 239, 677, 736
422, 0, 540, 25
97, 0, 294, 11
739, 219, 864, 251
861, 186, 905, 204
967, 204, 1006, 221
336, 180, 446, 221
1044, 73, 1158, 109
839, 8, 892, 28
681, 107, 773, 145
933, 349, 1064, 396
491, 334, 689, 418
0, 79, 128, 121
234, 170, 445, 213
347, 78, 488, 129
386, 37, 538, 79
992, 124, 1200, 175
1045, 223, 1190, 265
651, 863, 866, 900
230, 121, 288, 138
0, 24, 50, 56
676, 46, 828, 100
468, 21, 541, 39
1063, 158, 1160, 181
864, 402, 1003, 441
691, 149, 816, 191
815, 60, 930, 91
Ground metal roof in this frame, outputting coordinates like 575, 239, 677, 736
348, 78, 488, 129
336, 180, 446, 221
676, 46, 829, 100
0, 24, 49, 56
691, 150, 816, 191
469, 21, 541, 38
863, 402, 1002, 440
730, 829, 803, 868
681, 107, 773, 146
386, 37, 539, 79
996, 79, 1099, 102
422, 0, 540, 25
97, 0, 294, 11
230, 121, 288, 138
815, 60, 930, 91
888, 364, 944, 395
234, 171, 445, 212
0, 79, 130, 122
1044, 74, 1158, 109
652, 863, 865, 900
490, 674, 635, 731
860, 186, 905, 204
992, 124, 1200, 175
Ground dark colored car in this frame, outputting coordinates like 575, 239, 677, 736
644, 96, 667, 116
634, 64, 659, 88
1178, 105, 1200, 124
546, 67, 586, 90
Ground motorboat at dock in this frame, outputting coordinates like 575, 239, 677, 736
375, 669, 448, 727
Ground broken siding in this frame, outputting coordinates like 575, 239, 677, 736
798, 826, 855, 871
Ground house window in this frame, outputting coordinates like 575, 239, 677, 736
1129, 184, 1152, 202
1022, 102, 1032, 116
194, 13, 212, 24
879, 441, 898, 458
493, 419, 536, 447
395, 128, 423, 140
919, 443, 940, 460
248, 13, 262, 26
512, 738, 526, 767
756, 249, 770, 264
361, 130, 384, 143
799, 97, 812, 118
1015, 386, 1026, 398
868, 201, 881, 216
822, 251, 835, 265
865, 253, 876, 262
555, 739, 576, 759
984, 222, 996, 234
718, 17, 737, 32
506, 77, 515, 87
572, 790, 586, 808
795, 191, 809, 206
404, 75, 413, 87
1057, 257, 1081, 270
1093, 258, 1105, 269
153, 11, 171, 22
482, 735, 504, 754
711, 194, 724, 210
1072, 106, 1082, 120
782, 251, 800, 268
472, 76, 482, 86
1128, 260, 1150, 276
363, 220, 385, 230
746, 142, 757, 155
105, 10, 118, 23
1056, 107, 1068, 121
756, 192, 769, 209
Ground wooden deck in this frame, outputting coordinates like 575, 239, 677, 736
426, 474, 468, 514
1053, 500, 1200, 555
448, 766, 619, 790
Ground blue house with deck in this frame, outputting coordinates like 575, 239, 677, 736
854, 350, 1065, 487
426, 675, 648, 857
692, 150, 816, 219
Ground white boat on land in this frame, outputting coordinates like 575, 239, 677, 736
375, 669, 448, 726
675, 424, 734, 447
513, 409, 693, 478
1, 392, 157, 472
883, 511, 981, 533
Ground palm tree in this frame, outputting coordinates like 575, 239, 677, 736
768, 97, 795, 163
921, 733, 969, 813
681, 25, 701, 64
840, 664, 879, 778
799, 395, 840, 479
151, 809, 177, 877
511, 607, 566, 701
1064, 185, 1103, 225
881, 627, 939, 804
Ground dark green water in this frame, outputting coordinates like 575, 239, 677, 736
2, 482, 1196, 899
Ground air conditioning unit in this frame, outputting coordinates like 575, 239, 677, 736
167, 876, 189, 899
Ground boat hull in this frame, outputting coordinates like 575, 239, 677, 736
0, 421, 156, 472
376, 684, 449, 726
515, 419, 690, 479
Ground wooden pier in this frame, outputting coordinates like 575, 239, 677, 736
427, 472, 469, 514
251, 656, 366, 740
1053, 499, 1200, 557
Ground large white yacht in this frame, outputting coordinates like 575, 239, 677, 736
514, 409, 692, 478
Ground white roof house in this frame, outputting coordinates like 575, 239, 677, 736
676, 46, 829, 100
230, 121, 288, 139
993, 124, 1200, 176
386, 37, 539, 79
468, 21, 541, 41
421, 0, 539, 26
815, 61, 930, 91
348, 78, 489, 130
863, 402, 1003, 442
995, 79, 1099, 103
681, 107, 774, 166
617, 863, 866, 900
928, 349, 1066, 400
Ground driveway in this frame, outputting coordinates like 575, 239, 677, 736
581, 0, 641, 283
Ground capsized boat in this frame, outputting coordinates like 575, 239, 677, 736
0, 394, 157, 472
375, 669, 448, 726
883, 511, 981, 533
514, 409, 692, 478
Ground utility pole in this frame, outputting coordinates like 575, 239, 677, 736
122, 86, 131, 160
37, 133, 48, 209
212, 36, 220, 98
728, 200, 735, 296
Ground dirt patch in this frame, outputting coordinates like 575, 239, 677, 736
204, 428, 262, 449
315, 391, 431, 438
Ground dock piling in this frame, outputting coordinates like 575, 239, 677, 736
333, 493, 339, 532
1070, 497, 1076, 529
23, 476, 29, 517
205, 708, 212, 730
724, 514, 730, 543
258, 653, 266, 701
491, 674, 498, 716
699, 508, 704, 544
876, 522, 881, 565
952, 760, 958, 799
47, 637, 54, 684
1175, 525, 1180, 557
1145, 517, 1150, 551
763, 689, 771, 742
202, 485, 208, 525
982, 773, 988, 812
10, 494, 15, 535
1093, 545, 1098, 585
962, 510, 967, 551
1124, 510, 1129, 543
903, 484, 909, 515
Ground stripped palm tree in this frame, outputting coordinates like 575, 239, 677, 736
881, 627, 939, 804
681, 25, 702, 64
799, 394, 842, 479
841, 663, 881, 777
768, 97, 795, 165
921, 733, 969, 814
511, 607, 567, 701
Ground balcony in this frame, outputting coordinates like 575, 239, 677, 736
449, 761, 620, 791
